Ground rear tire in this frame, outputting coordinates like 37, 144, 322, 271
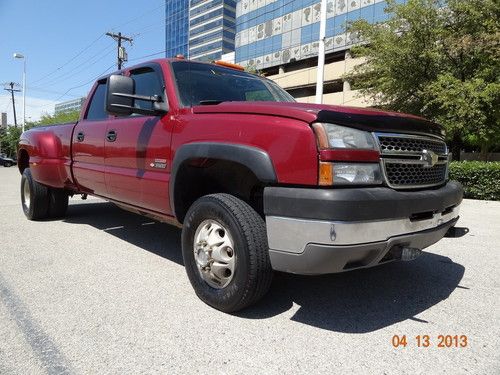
48, 188, 69, 218
182, 193, 273, 313
21, 168, 49, 220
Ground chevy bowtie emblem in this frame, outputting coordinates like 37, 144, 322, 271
421, 149, 438, 168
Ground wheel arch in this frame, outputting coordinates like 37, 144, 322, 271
170, 142, 277, 222
17, 148, 30, 174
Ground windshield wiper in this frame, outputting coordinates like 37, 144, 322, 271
198, 100, 226, 105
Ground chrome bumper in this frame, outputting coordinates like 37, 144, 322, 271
266, 205, 460, 254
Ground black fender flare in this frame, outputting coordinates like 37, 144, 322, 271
170, 142, 277, 220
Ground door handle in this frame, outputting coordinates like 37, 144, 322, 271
76, 131, 85, 142
106, 130, 117, 142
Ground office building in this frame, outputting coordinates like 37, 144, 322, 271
54, 97, 86, 115
0, 112, 7, 127
234, 0, 404, 106
189, 0, 237, 61
165, 0, 190, 58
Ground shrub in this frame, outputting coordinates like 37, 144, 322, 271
449, 161, 500, 201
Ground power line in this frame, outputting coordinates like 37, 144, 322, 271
33, 64, 116, 111
38, 44, 116, 88
30, 1, 164, 85
27, 86, 84, 98
112, 2, 165, 30
54, 64, 115, 102
30, 33, 106, 85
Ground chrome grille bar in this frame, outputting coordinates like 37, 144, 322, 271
374, 133, 449, 189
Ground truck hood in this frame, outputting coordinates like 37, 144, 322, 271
193, 101, 444, 138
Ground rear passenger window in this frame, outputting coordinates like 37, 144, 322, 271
85, 82, 107, 120
130, 68, 164, 112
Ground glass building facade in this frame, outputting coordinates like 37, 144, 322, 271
165, 0, 190, 58
189, 0, 237, 61
235, 0, 404, 69
54, 97, 86, 115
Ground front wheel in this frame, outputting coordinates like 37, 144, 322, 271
182, 194, 273, 312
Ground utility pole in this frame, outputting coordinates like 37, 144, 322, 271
106, 32, 133, 70
3, 82, 20, 127
315, 0, 327, 104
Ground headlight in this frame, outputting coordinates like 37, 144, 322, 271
313, 123, 377, 150
319, 162, 383, 186
333, 163, 383, 185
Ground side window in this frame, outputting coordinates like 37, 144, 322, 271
85, 82, 107, 121
130, 68, 164, 112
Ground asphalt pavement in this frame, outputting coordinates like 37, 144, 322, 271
0, 166, 499, 374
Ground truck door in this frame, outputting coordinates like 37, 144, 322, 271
104, 65, 173, 214
72, 80, 108, 196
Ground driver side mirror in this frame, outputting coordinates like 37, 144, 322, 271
105, 74, 168, 117
106, 75, 135, 116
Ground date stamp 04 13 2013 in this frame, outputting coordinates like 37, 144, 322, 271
392, 335, 468, 348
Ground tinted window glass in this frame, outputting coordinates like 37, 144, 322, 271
171, 62, 295, 107
85, 82, 107, 120
130, 68, 164, 111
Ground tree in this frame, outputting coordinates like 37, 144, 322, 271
0, 126, 22, 158
345, 0, 500, 159
28, 110, 80, 127
0, 110, 80, 159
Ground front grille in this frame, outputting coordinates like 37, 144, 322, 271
378, 135, 447, 154
385, 162, 447, 187
376, 133, 448, 189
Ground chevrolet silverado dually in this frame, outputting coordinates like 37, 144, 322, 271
17, 58, 463, 312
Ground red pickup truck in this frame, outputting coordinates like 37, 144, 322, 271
18, 58, 463, 312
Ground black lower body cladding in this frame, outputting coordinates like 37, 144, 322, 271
263, 181, 463, 222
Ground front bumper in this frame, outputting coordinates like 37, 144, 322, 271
264, 181, 463, 275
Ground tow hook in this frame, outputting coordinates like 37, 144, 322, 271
81, 193, 87, 200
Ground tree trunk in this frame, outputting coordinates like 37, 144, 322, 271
480, 143, 489, 161
450, 133, 462, 161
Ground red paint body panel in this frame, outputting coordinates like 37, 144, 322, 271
104, 115, 173, 213
18, 123, 74, 189
72, 118, 108, 195
171, 110, 318, 185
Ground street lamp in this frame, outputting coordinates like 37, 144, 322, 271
13, 53, 26, 133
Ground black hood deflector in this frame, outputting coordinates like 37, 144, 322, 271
316, 110, 444, 138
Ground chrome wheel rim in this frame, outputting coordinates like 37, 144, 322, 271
22, 179, 31, 210
193, 219, 236, 289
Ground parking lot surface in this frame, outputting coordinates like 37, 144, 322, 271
0, 167, 499, 374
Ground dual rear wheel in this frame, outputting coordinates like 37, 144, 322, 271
21, 168, 68, 220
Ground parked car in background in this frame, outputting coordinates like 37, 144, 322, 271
0, 154, 16, 167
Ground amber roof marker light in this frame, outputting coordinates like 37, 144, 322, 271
213, 60, 245, 71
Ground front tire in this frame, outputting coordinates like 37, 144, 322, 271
182, 194, 273, 312
21, 168, 49, 220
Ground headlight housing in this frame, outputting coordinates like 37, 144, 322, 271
312, 123, 378, 150
313, 123, 382, 186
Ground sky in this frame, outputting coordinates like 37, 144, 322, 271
0, 0, 165, 123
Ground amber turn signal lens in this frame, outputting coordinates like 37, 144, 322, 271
319, 162, 333, 186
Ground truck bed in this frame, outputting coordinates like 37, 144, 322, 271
18, 122, 77, 189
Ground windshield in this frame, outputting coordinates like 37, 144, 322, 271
171, 61, 295, 107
